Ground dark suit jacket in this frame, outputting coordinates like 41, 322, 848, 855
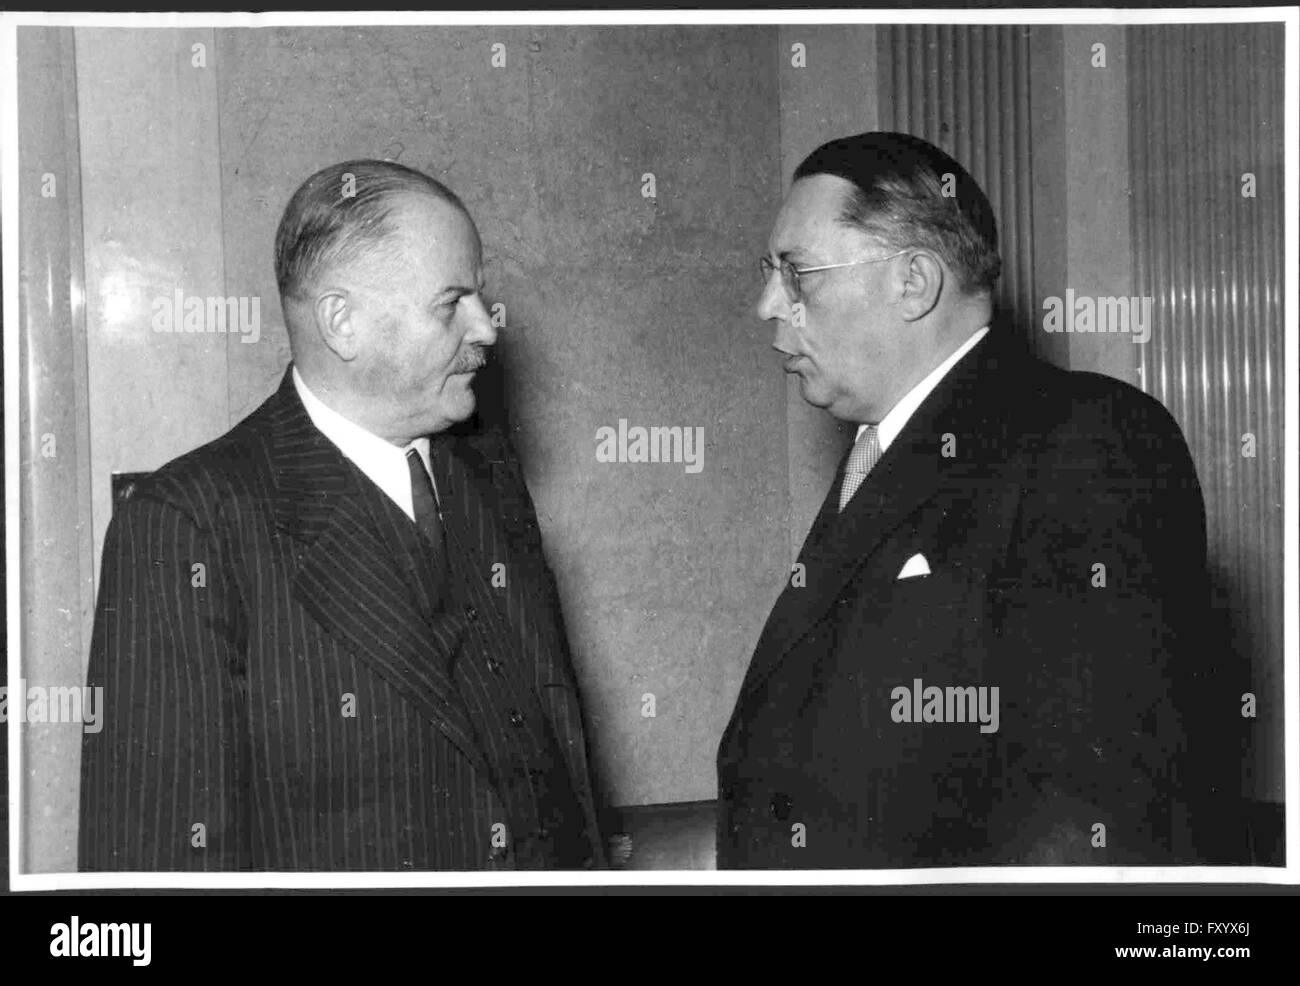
80, 367, 604, 871
718, 330, 1241, 868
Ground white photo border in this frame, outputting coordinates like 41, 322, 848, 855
4, 5, 1296, 891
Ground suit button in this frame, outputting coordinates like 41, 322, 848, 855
769, 793, 792, 821
486, 657, 502, 674
509, 709, 525, 727
537, 826, 550, 839
464, 604, 478, 621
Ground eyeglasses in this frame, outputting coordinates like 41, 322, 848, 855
758, 249, 910, 303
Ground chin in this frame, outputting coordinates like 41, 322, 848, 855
797, 375, 831, 410
419, 397, 473, 437
446, 388, 478, 424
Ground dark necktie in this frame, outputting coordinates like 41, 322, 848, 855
406, 447, 446, 556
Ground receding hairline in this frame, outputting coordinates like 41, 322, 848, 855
386, 188, 479, 237
789, 139, 1001, 296
770, 174, 893, 255
284, 186, 480, 301
351, 189, 482, 273
275, 158, 477, 294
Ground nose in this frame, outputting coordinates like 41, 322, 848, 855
461, 293, 497, 347
755, 267, 790, 324
757, 272, 800, 356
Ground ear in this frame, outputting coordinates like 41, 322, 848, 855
312, 288, 359, 361
896, 250, 944, 322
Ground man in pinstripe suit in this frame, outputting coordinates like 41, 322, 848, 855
79, 160, 605, 871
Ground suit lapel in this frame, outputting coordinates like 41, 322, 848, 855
265, 369, 488, 775
737, 332, 1021, 704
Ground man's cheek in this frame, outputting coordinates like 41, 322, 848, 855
434, 335, 464, 372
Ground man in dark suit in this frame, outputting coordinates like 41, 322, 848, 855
80, 159, 604, 870
718, 132, 1238, 868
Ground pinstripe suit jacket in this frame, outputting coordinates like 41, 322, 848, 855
79, 367, 604, 871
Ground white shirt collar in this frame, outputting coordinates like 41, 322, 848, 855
292, 366, 434, 521
858, 326, 990, 453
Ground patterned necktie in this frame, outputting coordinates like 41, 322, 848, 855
838, 424, 881, 512
406, 447, 446, 554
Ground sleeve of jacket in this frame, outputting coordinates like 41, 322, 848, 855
501, 429, 613, 868
79, 489, 249, 871
478, 426, 609, 866
988, 390, 1213, 864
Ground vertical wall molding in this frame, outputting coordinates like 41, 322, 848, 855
1128, 24, 1285, 803
17, 25, 95, 874
75, 27, 230, 593
1061, 26, 1138, 385
877, 25, 1040, 355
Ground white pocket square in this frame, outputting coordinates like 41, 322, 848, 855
896, 553, 931, 580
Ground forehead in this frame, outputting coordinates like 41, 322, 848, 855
769, 174, 862, 255
387, 192, 481, 269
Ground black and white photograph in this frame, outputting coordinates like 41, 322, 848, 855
1, 5, 1294, 918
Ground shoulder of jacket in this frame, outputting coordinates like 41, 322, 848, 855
113, 395, 280, 530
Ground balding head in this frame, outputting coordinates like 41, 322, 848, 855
275, 159, 469, 307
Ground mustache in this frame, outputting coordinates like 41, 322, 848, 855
452, 345, 491, 374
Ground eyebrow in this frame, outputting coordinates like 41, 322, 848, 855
433, 278, 484, 300
775, 248, 813, 264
